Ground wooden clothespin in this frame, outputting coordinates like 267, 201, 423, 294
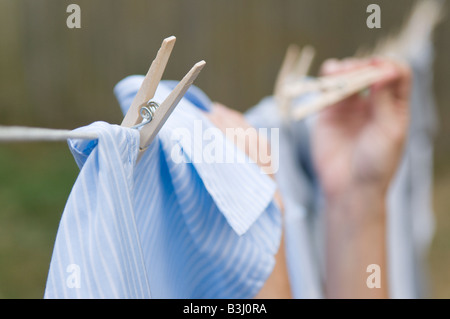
121, 36, 206, 162
290, 0, 446, 122
273, 48, 389, 121
291, 66, 386, 121
286, 65, 380, 97
274, 45, 389, 121
274, 44, 316, 118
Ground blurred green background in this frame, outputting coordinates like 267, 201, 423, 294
0, 0, 449, 298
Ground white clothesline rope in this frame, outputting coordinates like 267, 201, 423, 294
0, 126, 98, 142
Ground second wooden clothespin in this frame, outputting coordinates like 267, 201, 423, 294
274, 44, 316, 118
121, 36, 206, 161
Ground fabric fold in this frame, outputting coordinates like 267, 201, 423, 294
45, 122, 151, 298
115, 76, 277, 236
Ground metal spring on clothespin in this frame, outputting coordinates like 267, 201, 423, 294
131, 101, 160, 129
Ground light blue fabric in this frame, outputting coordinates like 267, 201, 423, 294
44, 80, 282, 299
246, 98, 324, 299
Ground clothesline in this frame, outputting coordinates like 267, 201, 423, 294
0, 126, 98, 142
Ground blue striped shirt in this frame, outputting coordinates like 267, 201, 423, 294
44, 79, 282, 298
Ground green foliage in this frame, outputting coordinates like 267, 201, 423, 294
0, 143, 78, 298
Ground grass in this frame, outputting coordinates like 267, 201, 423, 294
0, 143, 78, 298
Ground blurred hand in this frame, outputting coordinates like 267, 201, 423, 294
204, 103, 277, 181
312, 58, 411, 200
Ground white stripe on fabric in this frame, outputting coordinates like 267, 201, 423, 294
44, 79, 282, 299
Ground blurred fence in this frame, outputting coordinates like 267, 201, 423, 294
2, 0, 448, 126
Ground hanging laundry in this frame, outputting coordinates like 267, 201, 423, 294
44, 80, 282, 299
245, 18, 438, 299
